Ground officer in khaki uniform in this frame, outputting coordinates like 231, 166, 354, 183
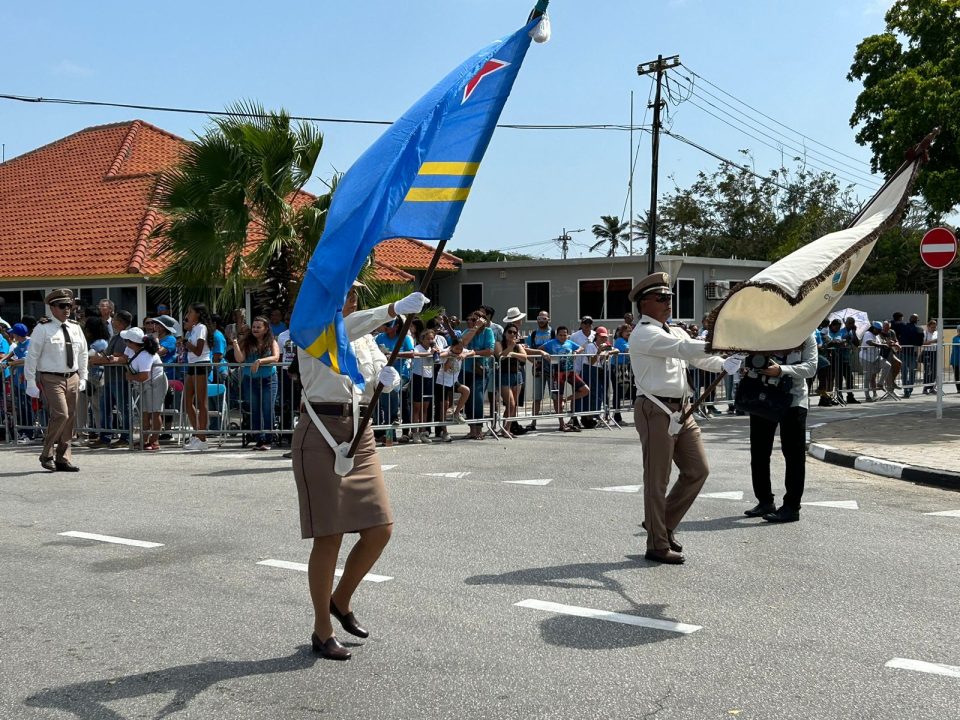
628, 273, 741, 564
24, 289, 89, 472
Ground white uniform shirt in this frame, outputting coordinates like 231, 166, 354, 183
298, 305, 392, 405
24, 318, 89, 386
628, 314, 723, 398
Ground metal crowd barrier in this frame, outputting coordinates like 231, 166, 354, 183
3, 342, 958, 448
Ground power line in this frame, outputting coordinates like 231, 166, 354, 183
667, 70, 880, 186
681, 65, 876, 171
0, 93, 649, 133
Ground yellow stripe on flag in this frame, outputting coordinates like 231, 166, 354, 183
404, 187, 471, 202
305, 323, 341, 373
418, 162, 480, 176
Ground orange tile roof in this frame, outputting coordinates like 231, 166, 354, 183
0, 121, 462, 282
0, 120, 187, 280
375, 237, 462, 272
372, 260, 415, 283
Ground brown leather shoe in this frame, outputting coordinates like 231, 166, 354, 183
311, 633, 351, 660
54, 461, 80, 472
641, 521, 682, 553
39, 456, 56, 472
330, 599, 369, 639
644, 548, 685, 565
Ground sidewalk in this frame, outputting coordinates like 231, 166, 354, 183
808, 398, 960, 490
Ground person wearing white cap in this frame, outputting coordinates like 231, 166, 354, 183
121, 327, 168, 451
502, 307, 526, 325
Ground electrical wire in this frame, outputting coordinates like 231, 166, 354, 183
667, 71, 880, 186
0, 93, 649, 132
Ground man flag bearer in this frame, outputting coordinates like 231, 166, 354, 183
24, 289, 89, 472
628, 273, 740, 564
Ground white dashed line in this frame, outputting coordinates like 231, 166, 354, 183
381, 464, 397, 471
699, 491, 744, 501
885, 658, 960, 679
256, 559, 393, 583
423, 472, 471, 479
805, 500, 859, 510
59, 531, 163, 548
924, 509, 960, 517
515, 599, 701, 634
504, 479, 553, 486
592, 484, 641, 493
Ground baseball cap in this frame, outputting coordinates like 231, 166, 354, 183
580, 315, 594, 324
595, 326, 609, 336
9, 323, 29, 337
120, 327, 146, 344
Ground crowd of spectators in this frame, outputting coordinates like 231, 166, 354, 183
1, 298, 958, 448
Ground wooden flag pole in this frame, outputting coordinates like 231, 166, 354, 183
679, 370, 728, 424
347, 239, 448, 458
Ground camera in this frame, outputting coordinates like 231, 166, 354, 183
744, 353, 771, 374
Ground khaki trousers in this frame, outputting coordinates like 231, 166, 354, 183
634, 397, 710, 551
40, 373, 79, 463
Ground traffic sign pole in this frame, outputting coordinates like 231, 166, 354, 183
919, 227, 957, 421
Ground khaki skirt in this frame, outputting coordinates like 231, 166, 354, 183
292, 412, 393, 538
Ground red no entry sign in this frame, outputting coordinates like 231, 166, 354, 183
920, 227, 957, 270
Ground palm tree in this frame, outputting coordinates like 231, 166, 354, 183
151, 101, 335, 313
589, 215, 630, 257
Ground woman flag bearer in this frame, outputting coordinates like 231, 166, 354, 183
292, 285, 427, 660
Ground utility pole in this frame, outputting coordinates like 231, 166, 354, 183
556, 227, 585, 260
637, 54, 681, 274
629, 91, 634, 256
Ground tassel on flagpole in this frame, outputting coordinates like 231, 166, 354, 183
528, 0, 551, 43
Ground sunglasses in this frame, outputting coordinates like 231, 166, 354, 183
53, 303, 73, 310
505, 330, 518, 335
649, 294, 672, 303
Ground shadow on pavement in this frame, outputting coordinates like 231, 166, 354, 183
465, 558, 686, 650
24, 646, 317, 720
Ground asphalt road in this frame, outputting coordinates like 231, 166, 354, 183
1, 407, 958, 719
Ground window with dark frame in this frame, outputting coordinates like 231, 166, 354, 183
525, 281, 550, 317
460, 283, 483, 318
578, 279, 604, 319
672, 278, 695, 320
606, 278, 632, 319
578, 278, 632, 319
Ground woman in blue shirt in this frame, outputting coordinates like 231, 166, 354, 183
233, 316, 280, 451
612, 323, 633, 424
460, 312, 496, 439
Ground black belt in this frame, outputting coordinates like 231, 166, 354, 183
652, 395, 684, 405
310, 402, 369, 417
40, 371, 78, 378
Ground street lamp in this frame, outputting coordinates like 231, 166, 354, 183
557, 227, 585, 260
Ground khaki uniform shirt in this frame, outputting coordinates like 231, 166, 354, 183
629, 314, 723, 398
298, 305, 392, 405
24, 318, 89, 387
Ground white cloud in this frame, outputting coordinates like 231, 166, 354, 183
52, 60, 93, 78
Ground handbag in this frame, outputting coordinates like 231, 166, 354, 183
734, 373, 794, 421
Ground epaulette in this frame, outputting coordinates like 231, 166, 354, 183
640, 321, 650, 325
38, 317, 52, 324
66, 318, 80, 325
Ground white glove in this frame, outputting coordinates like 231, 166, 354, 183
393, 292, 429, 316
78, 379, 87, 393
26, 383, 40, 399
378, 365, 401, 390
722, 354, 745, 375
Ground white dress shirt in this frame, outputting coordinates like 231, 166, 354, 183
298, 305, 392, 405
628, 314, 723, 398
24, 318, 89, 386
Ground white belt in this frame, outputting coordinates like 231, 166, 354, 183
303, 392, 358, 476
637, 385, 687, 436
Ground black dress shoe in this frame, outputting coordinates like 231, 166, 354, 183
644, 548, 685, 565
311, 632, 351, 660
54, 461, 80, 472
763, 505, 800, 523
330, 599, 369, 639
39, 456, 56, 472
641, 520, 682, 552
744, 501, 776, 518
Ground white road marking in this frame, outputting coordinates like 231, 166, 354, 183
809, 443, 835, 460
515, 599, 701, 635
805, 500, 859, 510
381, 464, 397, 471
699, 491, 744, 501
924, 509, 960, 517
59, 531, 163, 548
256, 559, 393, 583
424, 471, 471, 479
885, 657, 960, 679
504, 479, 553, 486
808, 422, 826, 429
854, 456, 906, 478
592, 484, 641, 493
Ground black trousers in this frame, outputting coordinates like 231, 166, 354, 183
749, 406, 807, 509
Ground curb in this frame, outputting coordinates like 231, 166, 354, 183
808, 443, 960, 491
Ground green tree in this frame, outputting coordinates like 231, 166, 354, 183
848, 0, 960, 216
449, 248, 536, 262
589, 214, 630, 257
152, 101, 336, 313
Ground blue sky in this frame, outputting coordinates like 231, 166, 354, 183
0, 0, 893, 259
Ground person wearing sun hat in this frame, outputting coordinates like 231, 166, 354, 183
120, 326, 168, 451
23, 289, 89, 471
628, 272, 741, 565
502, 306, 526, 325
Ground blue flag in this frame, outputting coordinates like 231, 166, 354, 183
290, 18, 540, 386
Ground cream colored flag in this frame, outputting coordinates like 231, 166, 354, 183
708, 137, 933, 353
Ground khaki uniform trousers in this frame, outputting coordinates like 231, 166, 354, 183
634, 397, 710, 551
39, 372, 80, 463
